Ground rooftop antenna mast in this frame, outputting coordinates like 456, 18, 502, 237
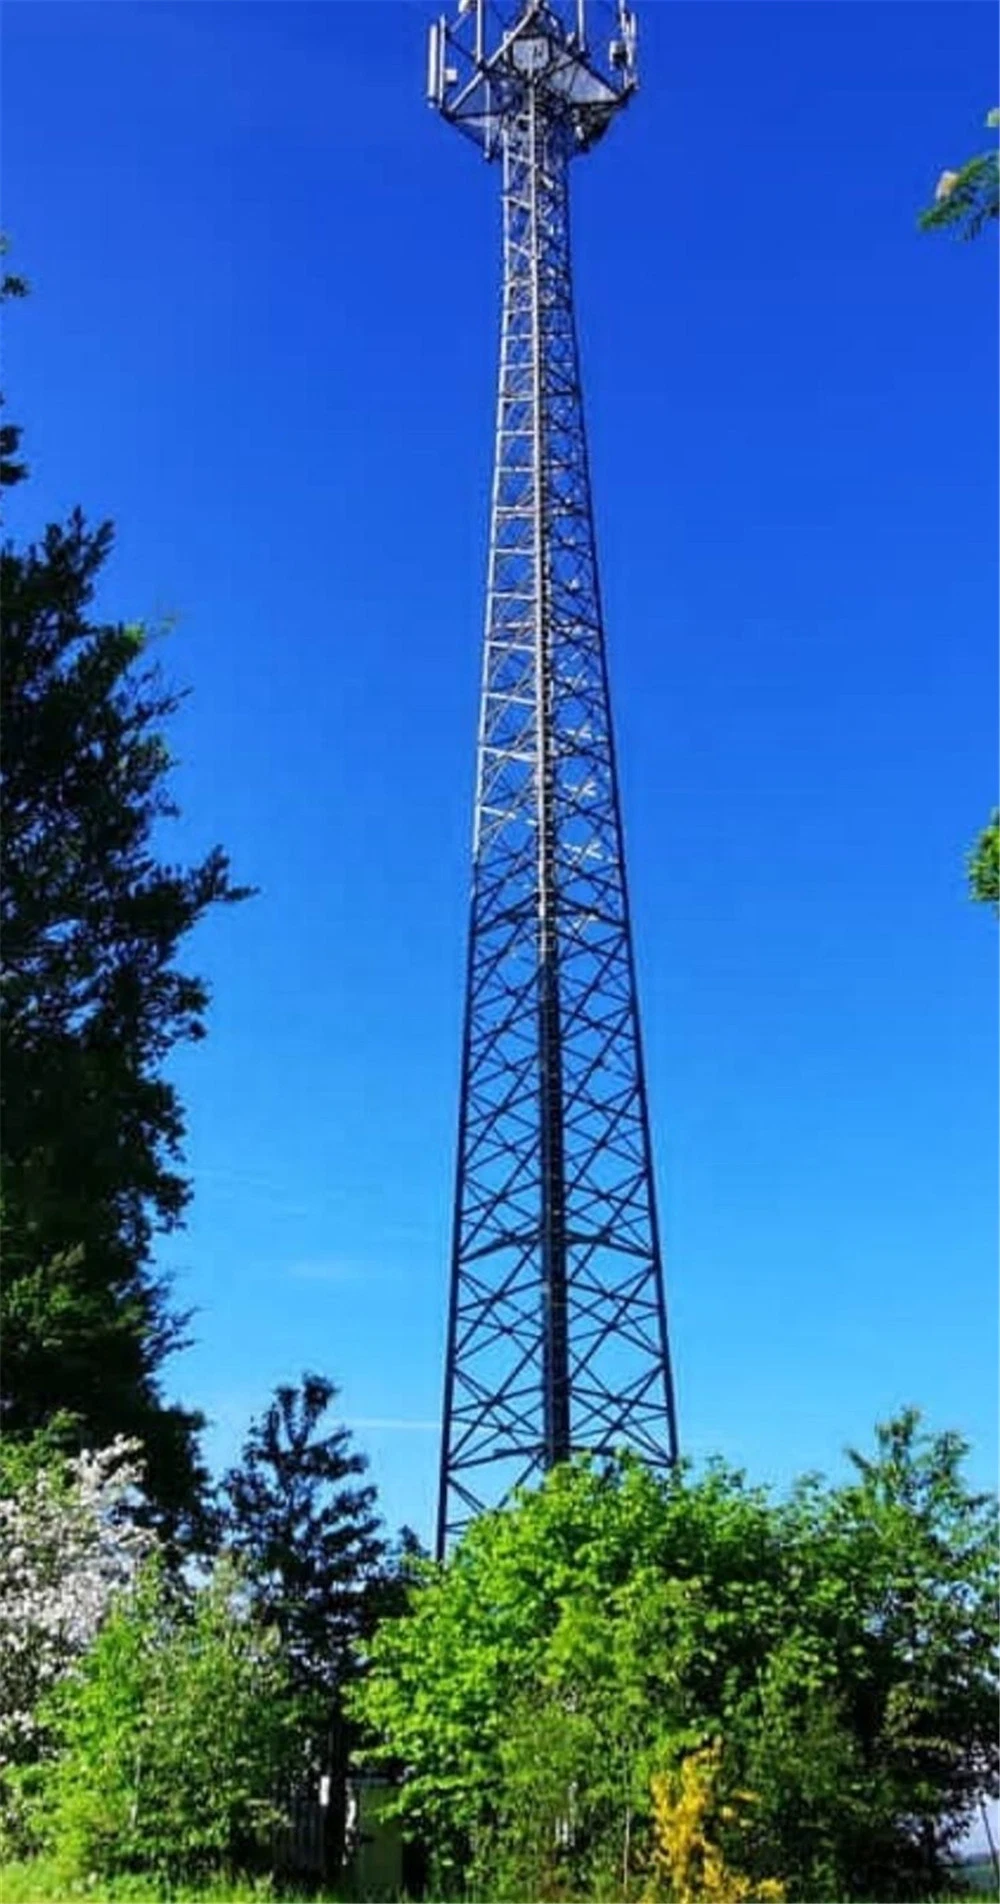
429, 0, 678, 1555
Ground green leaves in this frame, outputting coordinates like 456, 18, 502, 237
918, 109, 1000, 241
351, 1423, 998, 1900
25, 1556, 300, 1887
968, 810, 999, 912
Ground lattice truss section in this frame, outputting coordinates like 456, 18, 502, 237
439, 68, 677, 1550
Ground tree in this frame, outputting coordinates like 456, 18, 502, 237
0, 1437, 151, 1853
220, 1374, 388, 1773
967, 810, 999, 911
350, 1417, 998, 1901
1, 275, 251, 1533
919, 110, 999, 241
24, 1555, 299, 1887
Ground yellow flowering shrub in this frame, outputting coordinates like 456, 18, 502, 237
644, 1740, 785, 1904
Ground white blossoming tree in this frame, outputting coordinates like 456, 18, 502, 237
0, 1437, 151, 1843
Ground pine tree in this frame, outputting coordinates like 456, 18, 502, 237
221, 1374, 388, 1733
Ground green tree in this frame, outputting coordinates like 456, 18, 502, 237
350, 1417, 998, 1901
1, 286, 250, 1534
221, 1374, 389, 1779
919, 110, 999, 241
967, 810, 999, 911
23, 1555, 298, 1886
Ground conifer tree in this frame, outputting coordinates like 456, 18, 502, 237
221, 1374, 388, 1737
0, 251, 249, 1534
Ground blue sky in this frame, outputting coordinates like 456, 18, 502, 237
4, 1, 997, 1548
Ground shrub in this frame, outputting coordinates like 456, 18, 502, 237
351, 1414, 998, 1901
0, 1435, 150, 1851
645, 1741, 785, 1904
26, 1555, 300, 1886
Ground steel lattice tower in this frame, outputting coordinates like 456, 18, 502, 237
429, 0, 678, 1555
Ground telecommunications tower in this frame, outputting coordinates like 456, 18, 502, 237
430, 0, 678, 1555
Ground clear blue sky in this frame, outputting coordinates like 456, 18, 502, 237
4, 2, 997, 1547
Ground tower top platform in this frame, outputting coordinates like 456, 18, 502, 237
427, 0, 638, 158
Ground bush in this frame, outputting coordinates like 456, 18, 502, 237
646, 1741, 785, 1904
24, 1556, 301, 1887
350, 1413, 998, 1901
0, 1434, 150, 1852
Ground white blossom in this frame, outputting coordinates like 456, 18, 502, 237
0, 1439, 153, 1784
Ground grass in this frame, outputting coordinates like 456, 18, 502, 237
0, 1861, 343, 1903
955, 1855, 998, 1897
2, 1856, 995, 1903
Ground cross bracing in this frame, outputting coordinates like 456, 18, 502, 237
429, 0, 678, 1554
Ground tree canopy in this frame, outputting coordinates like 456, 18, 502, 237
24, 1555, 299, 1888
350, 1413, 999, 1902
0, 267, 250, 1534
221, 1372, 388, 1720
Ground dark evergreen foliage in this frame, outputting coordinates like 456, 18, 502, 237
221, 1373, 393, 1756
1, 258, 251, 1534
